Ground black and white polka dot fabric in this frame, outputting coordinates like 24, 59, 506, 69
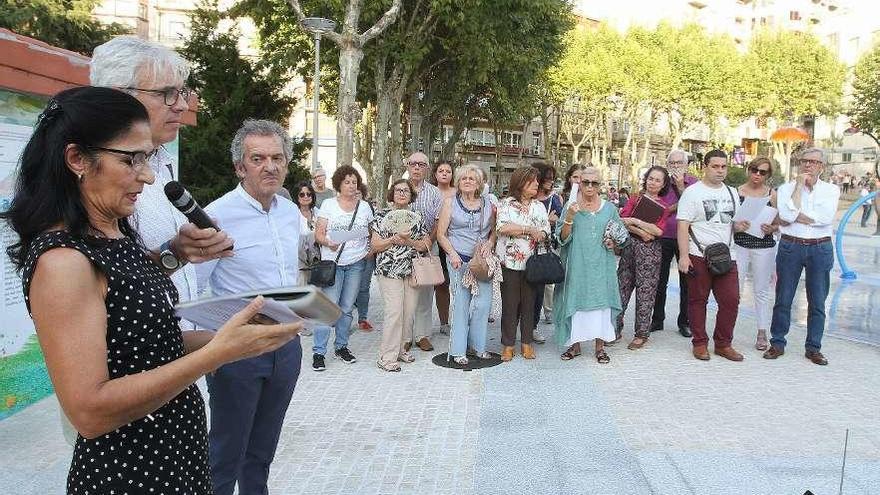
22, 231, 211, 495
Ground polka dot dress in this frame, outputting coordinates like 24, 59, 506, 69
22, 231, 211, 495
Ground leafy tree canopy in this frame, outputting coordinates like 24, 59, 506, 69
849, 41, 880, 137
0, 0, 130, 54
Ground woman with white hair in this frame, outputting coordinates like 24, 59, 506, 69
437, 165, 497, 365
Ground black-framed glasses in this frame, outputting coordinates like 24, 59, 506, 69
748, 166, 770, 176
393, 188, 411, 194
125, 86, 192, 106
799, 158, 823, 167
582, 180, 602, 188
88, 146, 157, 170
409, 161, 429, 168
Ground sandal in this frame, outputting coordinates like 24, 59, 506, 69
377, 361, 401, 372
453, 356, 469, 366
560, 345, 581, 361
755, 330, 769, 351
627, 337, 647, 350
595, 349, 610, 364
397, 352, 415, 363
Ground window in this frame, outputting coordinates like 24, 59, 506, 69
532, 132, 542, 155
138, 2, 147, 19
790, 11, 801, 21
842, 152, 852, 162
501, 131, 522, 147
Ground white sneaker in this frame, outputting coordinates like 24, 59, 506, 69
533, 330, 546, 344
543, 313, 552, 324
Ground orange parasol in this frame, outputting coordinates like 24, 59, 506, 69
770, 127, 810, 142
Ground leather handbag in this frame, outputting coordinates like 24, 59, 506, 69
409, 253, 445, 287
468, 241, 492, 281
309, 201, 361, 287
525, 241, 565, 285
688, 186, 737, 276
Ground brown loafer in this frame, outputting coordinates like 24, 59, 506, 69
692, 345, 710, 361
521, 343, 536, 359
805, 350, 828, 366
762, 346, 784, 359
714, 346, 744, 362
416, 336, 434, 352
500, 346, 515, 362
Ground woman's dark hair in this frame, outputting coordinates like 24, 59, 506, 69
641, 165, 671, 197
508, 166, 539, 202
293, 180, 316, 210
331, 164, 363, 192
561, 163, 586, 199
531, 161, 556, 193
386, 178, 417, 204
2, 86, 150, 271
703, 149, 727, 166
429, 160, 454, 186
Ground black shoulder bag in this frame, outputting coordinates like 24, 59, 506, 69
525, 198, 565, 285
688, 186, 736, 276
309, 200, 361, 287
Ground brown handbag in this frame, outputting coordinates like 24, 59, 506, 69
409, 253, 445, 287
468, 241, 492, 281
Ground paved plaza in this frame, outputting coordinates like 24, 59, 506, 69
1, 211, 879, 494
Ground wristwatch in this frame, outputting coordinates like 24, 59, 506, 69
159, 240, 186, 271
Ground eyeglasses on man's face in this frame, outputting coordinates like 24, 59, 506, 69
748, 166, 770, 176
88, 146, 157, 170
799, 158, 823, 167
667, 160, 687, 166
126, 86, 193, 106
409, 161, 428, 169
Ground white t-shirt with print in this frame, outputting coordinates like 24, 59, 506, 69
677, 181, 741, 260
317, 198, 374, 266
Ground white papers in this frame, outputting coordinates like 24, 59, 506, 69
176, 297, 304, 331
568, 183, 579, 204
745, 206, 778, 238
328, 227, 369, 244
733, 196, 769, 222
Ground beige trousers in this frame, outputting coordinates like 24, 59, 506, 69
377, 275, 419, 365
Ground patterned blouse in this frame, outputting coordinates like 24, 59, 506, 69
370, 207, 429, 279
494, 197, 551, 271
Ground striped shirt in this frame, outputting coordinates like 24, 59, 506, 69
411, 181, 442, 233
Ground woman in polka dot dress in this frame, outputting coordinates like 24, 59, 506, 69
3, 88, 301, 494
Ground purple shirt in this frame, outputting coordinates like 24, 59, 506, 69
660, 173, 698, 238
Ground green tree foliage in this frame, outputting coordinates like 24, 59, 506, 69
741, 29, 845, 122
178, 1, 309, 204
0, 0, 130, 54
849, 41, 880, 136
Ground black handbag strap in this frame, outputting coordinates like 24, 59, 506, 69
688, 185, 737, 254
333, 200, 361, 263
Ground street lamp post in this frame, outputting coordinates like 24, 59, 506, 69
301, 17, 337, 173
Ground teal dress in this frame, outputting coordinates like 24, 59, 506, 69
553, 200, 623, 346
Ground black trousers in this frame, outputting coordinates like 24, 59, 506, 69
651, 237, 689, 330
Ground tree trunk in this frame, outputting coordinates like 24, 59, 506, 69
337, 43, 365, 167
541, 107, 552, 161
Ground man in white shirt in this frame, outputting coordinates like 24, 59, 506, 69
196, 120, 303, 494
677, 150, 749, 362
90, 37, 233, 334
406, 152, 443, 351
764, 148, 840, 365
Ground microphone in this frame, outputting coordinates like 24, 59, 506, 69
164, 181, 233, 251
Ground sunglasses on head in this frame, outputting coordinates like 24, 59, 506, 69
581, 180, 601, 188
748, 166, 770, 176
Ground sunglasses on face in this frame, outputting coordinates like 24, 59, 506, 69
582, 180, 602, 188
298, 192, 313, 198
748, 167, 770, 176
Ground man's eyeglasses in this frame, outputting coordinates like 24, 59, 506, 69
799, 158, 823, 167
88, 146, 157, 170
409, 161, 428, 168
581, 180, 602, 188
748, 166, 770, 176
667, 160, 687, 166
126, 87, 192, 106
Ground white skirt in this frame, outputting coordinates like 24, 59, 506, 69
566, 308, 617, 346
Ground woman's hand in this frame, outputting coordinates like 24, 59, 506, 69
528, 227, 546, 242
206, 297, 302, 367
325, 240, 340, 251
392, 233, 410, 246
760, 223, 777, 235
479, 242, 493, 259
450, 254, 463, 269
603, 238, 615, 249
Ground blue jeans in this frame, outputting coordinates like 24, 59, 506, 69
447, 260, 492, 357
769, 239, 834, 352
207, 339, 301, 495
313, 258, 366, 355
355, 256, 375, 321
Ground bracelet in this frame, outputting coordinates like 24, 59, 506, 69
563, 219, 573, 226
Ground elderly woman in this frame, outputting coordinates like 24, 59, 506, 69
616, 166, 671, 350
495, 166, 551, 361
437, 164, 497, 365
1, 87, 300, 494
371, 179, 430, 371
734, 157, 779, 350
554, 167, 624, 364
312, 165, 374, 371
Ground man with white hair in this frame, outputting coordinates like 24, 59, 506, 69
406, 152, 443, 351
763, 148, 840, 365
90, 37, 232, 333
651, 149, 697, 337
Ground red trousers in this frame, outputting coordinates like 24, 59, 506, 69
686, 255, 740, 348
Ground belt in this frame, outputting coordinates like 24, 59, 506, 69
781, 234, 831, 245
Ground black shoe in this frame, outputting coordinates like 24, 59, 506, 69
650, 325, 663, 332
678, 325, 692, 337
334, 347, 357, 364
312, 353, 326, 372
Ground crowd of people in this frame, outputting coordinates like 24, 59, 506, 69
1, 36, 851, 495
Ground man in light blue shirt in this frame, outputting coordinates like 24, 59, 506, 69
196, 120, 304, 495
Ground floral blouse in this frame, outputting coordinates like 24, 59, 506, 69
494, 197, 551, 271
370, 207, 429, 279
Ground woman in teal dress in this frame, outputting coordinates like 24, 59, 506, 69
553, 167, 625, 364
